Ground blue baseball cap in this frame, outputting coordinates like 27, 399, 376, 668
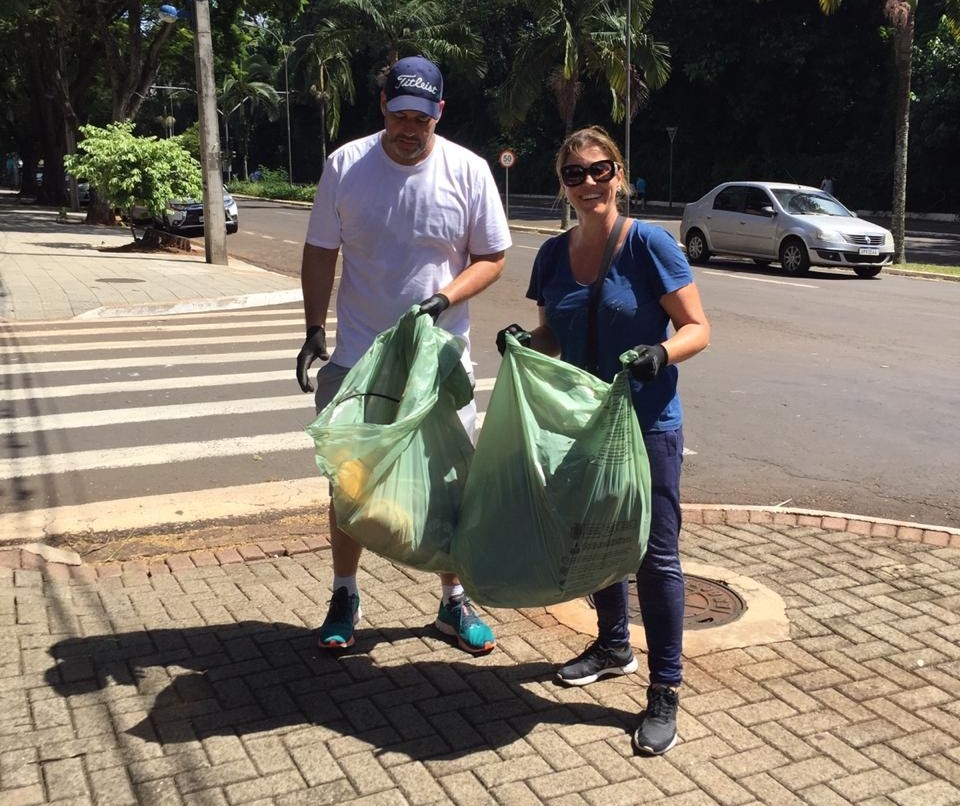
384, 56, 444, 119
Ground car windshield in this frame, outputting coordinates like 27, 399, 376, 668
772, 189, 850, 217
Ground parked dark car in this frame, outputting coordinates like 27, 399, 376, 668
156, 188, 239, 235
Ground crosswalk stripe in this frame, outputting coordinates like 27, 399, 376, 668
1, 395, 310, 435
7, 330, 303, 354
3, 315, 309, 340
0, 349, 294, 375
3, 432, 313, 480
0, 370, 293, 401
2, 307, 307, 332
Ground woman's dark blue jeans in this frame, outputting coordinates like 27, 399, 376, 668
591, 427, 684, 687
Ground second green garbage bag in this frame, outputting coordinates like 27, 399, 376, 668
451, 334, 652, 608
305, 308, 474, 573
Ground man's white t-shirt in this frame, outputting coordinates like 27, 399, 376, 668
304, 131, 512, 369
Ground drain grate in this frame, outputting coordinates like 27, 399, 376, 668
588, 574, 747, 631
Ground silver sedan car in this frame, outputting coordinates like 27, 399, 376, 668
680, 181, 894, 277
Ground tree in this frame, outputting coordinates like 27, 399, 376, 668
302, 22, 357, 165
64, 122, 202, 241
498, 0, 670, 227
328, 0, 484, 69
819, 0, 914, 262
218, 52, 281, 180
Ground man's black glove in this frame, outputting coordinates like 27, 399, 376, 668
296, 325, 329, 393
496, 324, 532, 356
417, 293, 449, 321
627, 343, 668, 382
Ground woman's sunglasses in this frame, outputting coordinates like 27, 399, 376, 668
560, 159, 619, 188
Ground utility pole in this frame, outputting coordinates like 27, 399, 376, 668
191, 0, 227, 264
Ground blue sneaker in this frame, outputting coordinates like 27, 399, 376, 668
435, 594, 496, 654
317, 586, 361, 649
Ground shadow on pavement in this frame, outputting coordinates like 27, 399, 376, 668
44, 621, 636, 759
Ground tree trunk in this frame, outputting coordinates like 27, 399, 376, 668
85, 191, 119, 227
889, 2, 914, 264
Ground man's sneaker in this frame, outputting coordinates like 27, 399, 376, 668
632, 685, 679, 756
435, 595, 496, 654
556, 640, 639, 686
317, 586, 361, 649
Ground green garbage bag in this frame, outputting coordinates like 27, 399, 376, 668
305, 308, 475, 572
451, 335, 651, 607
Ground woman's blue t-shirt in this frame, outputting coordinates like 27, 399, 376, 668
526, 220, 693, 433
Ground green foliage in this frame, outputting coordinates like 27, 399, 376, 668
64, 122, 203, 232
229, 166, 316, 202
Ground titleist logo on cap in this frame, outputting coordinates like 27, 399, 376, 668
393, 73, 439, 97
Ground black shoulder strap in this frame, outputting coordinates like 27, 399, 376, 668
586, 215, 628, 375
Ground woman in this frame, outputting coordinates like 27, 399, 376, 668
496, 126, 710, 756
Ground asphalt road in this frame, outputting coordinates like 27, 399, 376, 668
218, 199, 960, 528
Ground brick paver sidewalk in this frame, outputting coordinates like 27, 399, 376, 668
3, 514, 960, 805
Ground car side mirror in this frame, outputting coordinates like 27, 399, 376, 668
761, 206, 776, 216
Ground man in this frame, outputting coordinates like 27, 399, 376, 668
296, 55, 511, 654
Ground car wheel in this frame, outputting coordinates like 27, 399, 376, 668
779, 238, 810, 274
854, 266, 881, 278
226, 222, 238, 234
685, 229, 711, 264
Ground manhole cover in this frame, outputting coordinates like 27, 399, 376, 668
96, 277, 145, 283
589, 574, 747, 631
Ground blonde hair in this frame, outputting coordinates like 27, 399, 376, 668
554, 126, 627, 197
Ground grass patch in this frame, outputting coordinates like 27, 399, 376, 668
894, 262, 960, 277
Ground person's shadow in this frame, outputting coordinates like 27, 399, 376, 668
44, 621, 637, 758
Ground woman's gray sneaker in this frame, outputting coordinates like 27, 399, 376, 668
632, 685, 679, 755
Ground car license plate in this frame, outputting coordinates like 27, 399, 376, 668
859, 247, 879, 256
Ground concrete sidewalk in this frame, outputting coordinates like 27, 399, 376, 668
0, 200, 302, 322
2, 195, 960, 804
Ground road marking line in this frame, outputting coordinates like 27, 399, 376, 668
3, 316, 308, 340
0, 370, 293, 402
1, 349, 295, 375
5, 331, 310, 355
2, 306, 308, 331
3, 432, 313, 480
701, 269, 818, 288
1, 395, 310, 435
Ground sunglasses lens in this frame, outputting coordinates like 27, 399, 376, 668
560, 160, 617, 187
590, 161, 615, 181
560, 166, 586, 186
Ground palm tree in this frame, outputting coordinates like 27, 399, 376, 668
324, 0, 485, 76
818, 1, 960, 261
293, 20, 356, 165
819, 0, 915, 262
220, 53, 281, 180
498, 0, 670, 228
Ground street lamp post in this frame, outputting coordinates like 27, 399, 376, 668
159, 2, 227, 265
244, 23, 312, 184
624, 0, 631, 217
666, 125, 678, 210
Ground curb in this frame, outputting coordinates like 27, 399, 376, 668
682, 503, 960, 548
73, 288, 303, 319
2, 504, 955, 578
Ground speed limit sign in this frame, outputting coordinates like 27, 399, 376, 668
499, 149, 517, 168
